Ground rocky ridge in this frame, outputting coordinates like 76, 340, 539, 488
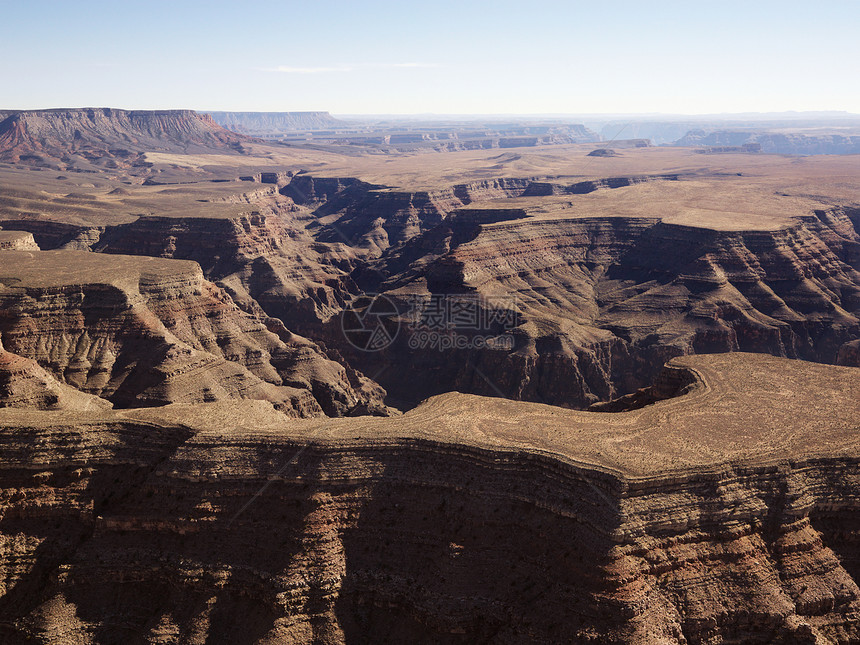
674, 130, 860, 155
307, 192, 860, 407
4, 162, 858, 411
208, 111, 347, 135
0, 114, 858, 643
282, 173, 681, 261
95, 207, 362, 334
32, 168, 856, 410
0, 250, 388, 416
0, 108, 250, 168
0, 337, 111, 411
0, 353, 856, 643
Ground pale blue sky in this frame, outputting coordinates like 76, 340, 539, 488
2, 0, 858, 114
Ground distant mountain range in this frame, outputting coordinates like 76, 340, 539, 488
598, 115, 860, 153
207, 111, 347, 134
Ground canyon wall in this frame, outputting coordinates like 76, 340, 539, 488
0, 250, 387, 416
0, 108, 249, 166
10, 168, 857, 411
318, 204, 860, 407
0, 354, 856, 643
0, 230, 39, 251
83, 173, 860, 409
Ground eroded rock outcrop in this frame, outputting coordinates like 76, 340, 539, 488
0, 337, 111, 411
96, 173, 855, 412
288, 178, 460, 258
0, 219, 105, 252
0, 108, 250, 167
0, 250, 387, 416
282, 173, 680, 263
0, 354, 856, 643
3, 151, 857, 415
330, 202, 860, 408
96, 209, 362, 333
0, 230, 39, 251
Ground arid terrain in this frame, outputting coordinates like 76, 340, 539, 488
0, 108, 858, 643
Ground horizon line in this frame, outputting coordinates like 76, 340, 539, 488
3, 107, 859, 119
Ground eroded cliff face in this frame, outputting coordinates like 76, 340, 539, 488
287, 178, 461, 259
0, 354, 857, 644
97, 210, 361, 332
0, 231, 39, 251
0, 108, 249, 166
6, 170, 858, 412
0, 220, 104, 252
283, 174, 680, 261
0, 338, 111, 411
324, 205, 860, 408
105, 177, 860, 412
0, 250, 387, 417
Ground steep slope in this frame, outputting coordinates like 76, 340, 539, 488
282, 173, 678, 261
0, 338, 111, 411
321, 189, 860, 407
0, 230, 39, 251
96, 207, 364, 335
93, 171, 860, 410
0, 250, 387, 416
0, 108, 250, 166
3, 136, 858, 412
0, 354, 856, 643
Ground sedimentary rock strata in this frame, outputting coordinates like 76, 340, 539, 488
0, 338, 111, 411
0, 108, 249, 166
29, 169, 854, 412
285, 173, 680, 260
0, 250, 387, 416
326, 188, 860, 407
0, 231, 39, 251
96, 209, 361, 333
2, 153, 858, 413
0, 109, 858, 643
0, 354, 856, 643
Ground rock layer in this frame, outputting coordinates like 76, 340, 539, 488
0, 231, 39, 251
0, 250, 386, 416
13, 168, 857, 412
0, 338, 111, 411
0, 108, 249, 166
0, 354, 856, 643
333, 202, 860, 407
96, 209, 361, 333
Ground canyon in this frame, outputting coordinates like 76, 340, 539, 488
0, 354, 857, 643
0, 108, 857, 643
0, 249, 387, 417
